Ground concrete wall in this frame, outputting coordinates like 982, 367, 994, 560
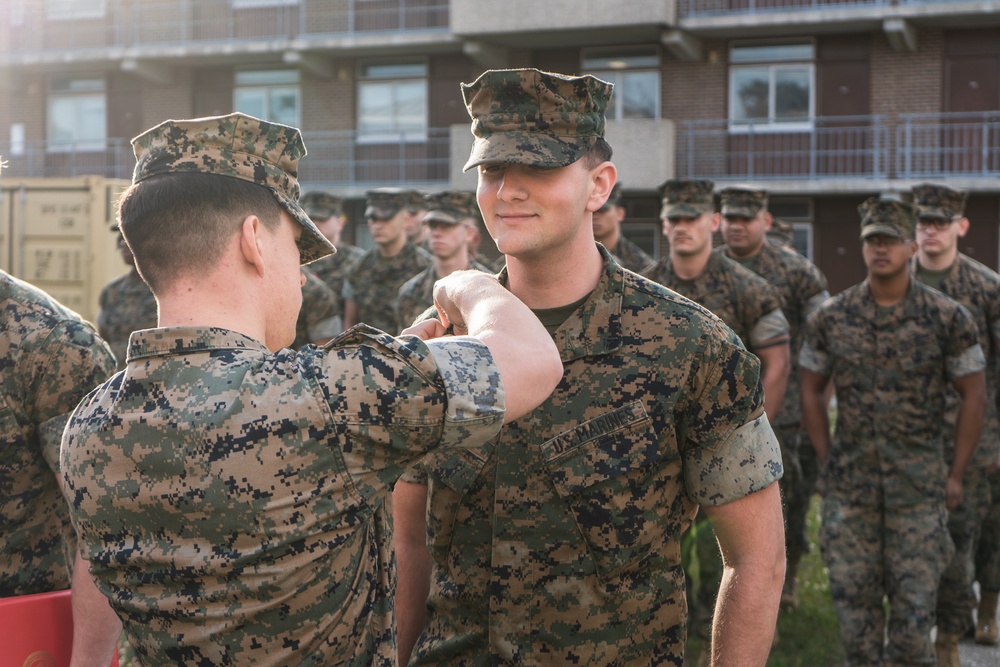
451, 0, 676, 35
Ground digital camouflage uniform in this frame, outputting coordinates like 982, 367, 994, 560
308, 244, 364, 310
395, 190, 492, 332
645, 194, 790, 644
299, 190, 366, 315
607, 235, 654, 275
399, 69, 783, 666
403, 248, 782, 666
1, 270, 115, 597
597, 183, 654, 274
644, 251, 788, 354
97, 267, 158, 370
910, 183, 1000, 638
61, 113, 506, 666
293, 266, 342, 348
343, 189, 433, 334
717, 186, 830, 572
800, 198, 986, 666
396, 259, 493, 332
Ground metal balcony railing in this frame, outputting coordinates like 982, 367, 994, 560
678, 0, 889, 18
677, 116, 889, 181
0, 129, 452, 187
897, 111, 1000, 178
0, 0, 449, 56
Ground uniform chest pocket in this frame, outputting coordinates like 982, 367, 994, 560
543, 401, 680, 579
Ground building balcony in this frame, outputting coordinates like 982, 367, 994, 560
0, 129, 453, 195
0, 0, 450, 64
896, 111, 1000, 182
675, 0, 1000, 41
450, 0, 675, 49
677, 116, 891, 185
6, 113, 1000, 193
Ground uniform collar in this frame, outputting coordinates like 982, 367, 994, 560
127, 326, 268, 362
500, 245, 625, 363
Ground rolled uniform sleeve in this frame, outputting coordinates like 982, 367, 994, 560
424, 335, 506, 449
682, 320, 783, 506
749, 307, 790, 349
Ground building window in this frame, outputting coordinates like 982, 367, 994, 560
583, 48, 660, 120
357, 62, 427, 142
47, 78, 106, 152
231, 0, 298, 7
46, 0, 105, 20
729, 43, 813, 131
234, 70, 300, 128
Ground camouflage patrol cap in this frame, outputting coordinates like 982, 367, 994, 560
597, 183, 624, 212
767, 218, 795, 247
858, 197, 917, 240
462, 68, 613, 171
720, 186, 768, 218
364, 187, 411, 220
300, 191, 343, 220
130, 112, 335, 264
423, 191, 479, 226
912, 182, 967, 221
658, 179, 715, 220
406, 189, 426, 214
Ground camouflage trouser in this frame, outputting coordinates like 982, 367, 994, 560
773, 424, 814, 562
977, 467, 1000, 592
937, 469, 992, 632
821, 495, 954, 667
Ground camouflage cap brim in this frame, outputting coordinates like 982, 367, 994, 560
916, 208, 953, 221
663, 203, 711, 220
365, 204, 402, 220
860, 222, 907, 240
721, 204, 763, 218
422, 210, 464, 225
463, 131, 597, 172
276, 191, 337, 264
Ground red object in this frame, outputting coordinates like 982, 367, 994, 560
0, 589, 118, 667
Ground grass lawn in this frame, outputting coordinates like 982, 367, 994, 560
767, 494, 845, 667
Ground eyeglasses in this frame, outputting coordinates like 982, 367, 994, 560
916, 218, 959, 231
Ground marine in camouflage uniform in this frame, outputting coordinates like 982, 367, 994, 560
592, 182, 654, 273
395, 190, 492, 331
909, 183, 1000, 659
396, 69, 785, 667
717, 186, 830, 609
60, 113, 563, 666
97, 230, 158, 370
1, 269, 116, 597
801, 198, 986, 667
645, 179, 791, 654
298, 191, 365, 317
977, 468, 1000, 643
342, 188, 432, 333
293, 265, 342, 348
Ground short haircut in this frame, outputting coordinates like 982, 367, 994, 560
580, 138, 613, 169
117, 172, 282, 293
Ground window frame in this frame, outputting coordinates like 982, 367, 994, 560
46, 77, 107, 153
356, 60, 429, 144
582, 46, 661, 121
233, 69, 301, 129
45, 0, 105, 20
230, 0, 298, 8
728, 41, 815, 133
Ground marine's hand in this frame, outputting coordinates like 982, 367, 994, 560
401, 318, 448, 341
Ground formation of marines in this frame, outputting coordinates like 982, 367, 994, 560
2, 66, 999, 667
